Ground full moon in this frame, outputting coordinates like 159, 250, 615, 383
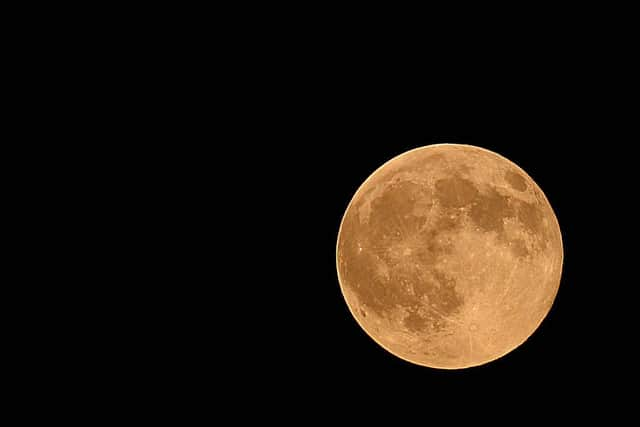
336, 144, 563, 369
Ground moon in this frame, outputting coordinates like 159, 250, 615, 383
336, 144, 563, 369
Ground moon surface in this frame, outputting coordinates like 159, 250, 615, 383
336, 144, 563, 369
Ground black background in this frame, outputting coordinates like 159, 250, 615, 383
256, 126, 633, 413
16, 6, 638, 420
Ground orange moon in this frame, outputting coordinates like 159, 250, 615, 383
336, 144, 563, 369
